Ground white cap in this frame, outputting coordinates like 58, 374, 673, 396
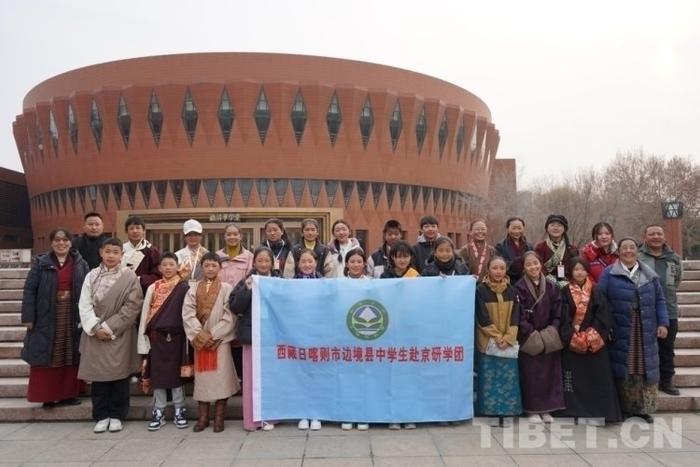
183, 219, 203, 235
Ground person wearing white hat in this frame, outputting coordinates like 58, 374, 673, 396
175, 219, 208, 285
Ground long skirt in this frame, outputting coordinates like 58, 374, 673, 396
617, 375, 657, 415
27, 291, 83, 403
519, 351, 565, 414
192, 342, 239, 402
476, 352, 522, 416
27, 365, 82, 403
557, 348, 622, 421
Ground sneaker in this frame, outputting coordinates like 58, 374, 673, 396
262, 422, 275, 431
357, 423, 369, 431
527, 414, 543, 424
108, 418, 123, 432
541, 413, 554, 423
586, 417, 605, 427
148, 409, 165, 431
310, 419, 322, 430
174, 407, 188, 429
487, 417, 500, 427
298, 419, 310, 430
93, 418, 110, 433
388, 423, 401, 430
341, 423, 353, 430
404, 423, 416, 430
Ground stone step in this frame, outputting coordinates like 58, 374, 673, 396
675, 332, 700, 348
678, 293, 700, 305
0, 359, 29, 377
0, 377, 30, 397
656, 387, 700, 411
0, 301, 21, 313
683, 260, 700, 271
679, 318, 700, 332
0, 395, 244, 422
0, 326, 26, 341
0, 377, 199, 398
0, 279, 25, 290
674, 367, 700, 387
0, 269, 29, 279
0, 290, 22, 300
680, 305, 700, 318
675, 348, 700, 367
684, 270, 700, 281
0, 313, 21, 326
679, 281, 700, 292
0, 342, 23, 358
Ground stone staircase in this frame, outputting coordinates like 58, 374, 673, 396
0, 268, 242, 421
657, 259, 700, 411
1, 263, 700, 421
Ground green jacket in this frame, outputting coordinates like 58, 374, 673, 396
639, 244, 683, 320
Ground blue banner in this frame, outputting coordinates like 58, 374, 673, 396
251, 276, 475, 423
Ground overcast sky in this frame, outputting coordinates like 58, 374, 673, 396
1, 0, 698, 187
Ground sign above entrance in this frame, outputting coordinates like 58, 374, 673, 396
209, 213, 241, 222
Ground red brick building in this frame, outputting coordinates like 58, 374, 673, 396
12, 53, 506, 252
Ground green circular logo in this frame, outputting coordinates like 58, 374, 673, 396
346, 300, 389, 340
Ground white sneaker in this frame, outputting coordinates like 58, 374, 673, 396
541, 413, 554, 423
388, 423, 401, 430
262, 422, 275, 431
357, 423, 369, 431
404, 423, 416, 430
93, 418, 110, 433
298, 419, 310, 430
341, 423, 353, 430
310, 419, 322, 430
487, 417, 500, 427
528, 414, 543, 424
108, 418, 123, 432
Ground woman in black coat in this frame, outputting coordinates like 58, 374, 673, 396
21, 228, 89, 407
557, 257, 622, 424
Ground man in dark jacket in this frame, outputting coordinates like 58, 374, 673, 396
411, 215, 441, 274
121, 215, 161, 294
639, 224, 683, 396
71, 212, 108, 269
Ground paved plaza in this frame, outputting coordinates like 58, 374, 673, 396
1, 413, 700, 466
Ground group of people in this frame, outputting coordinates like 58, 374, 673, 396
20, 210, 682, 434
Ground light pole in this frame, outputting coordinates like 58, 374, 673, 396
662, 200, 684, 256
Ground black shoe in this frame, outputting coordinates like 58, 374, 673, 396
659, 382, 681, 396
636, 414, 654, 424
42, 402, 56, 408
57, 398, 82, 406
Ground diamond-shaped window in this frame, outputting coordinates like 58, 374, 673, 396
291, 179, 305, 206
416, 106, 427, 154
357, 181, 369, 207
358, 96, 374, 148
399, 184, 409, 209
389, 101, 402, 151
67, 104, 78, 154
117, 95, 131, 148
90, 99, 102, 151
326, 92, 342, 146
148, 91, 163, 146
181, 89, 198, 146
218, 88, 234, 145
438, 113, 448, 158
221, 179, 235, 206
386, 183, 396, 209
239, 179, 253, 206
188, 180, 201, 207
155, 181, 167, 208
112, 183, 123, 209
48, 109, 59, 156
203, 179, 218, 207
254, 87, 271, 144
125, 182, 137, 208
170, 180, 184, 207
290, 90, 307, 145
256, 179, 271, 206
325, 180, 338, 206
455, 117, 465, 160
274, 179, 289, 205
308, 180, 321, 207
470, 122, 478, 162
371, 182, 384, 209
341, 181, 355, 207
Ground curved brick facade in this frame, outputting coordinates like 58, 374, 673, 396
12, 53, 501, 251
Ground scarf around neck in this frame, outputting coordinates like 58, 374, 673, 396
195, 277, 221, 325
544, 236, 567, 272
146, 275, 182, 325
569, 278, 593, 327
433, 256, 457, 275
91, 264, 126, 305
523, 272, 547, 303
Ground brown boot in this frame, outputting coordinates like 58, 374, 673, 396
193, 402, 210, 432
213, 399, 227, 433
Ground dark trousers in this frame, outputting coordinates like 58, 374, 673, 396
91, 378, 130, 421
659, 318, 678, 384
